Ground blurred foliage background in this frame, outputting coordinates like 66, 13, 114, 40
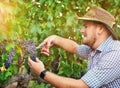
0, 0, 120, 88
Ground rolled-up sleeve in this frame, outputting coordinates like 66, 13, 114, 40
76, 44, 91, 59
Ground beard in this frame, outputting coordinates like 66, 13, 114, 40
82, 34, 96, 47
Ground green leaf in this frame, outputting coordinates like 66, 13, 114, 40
5, 43, 15, 51
4, 71, 12, 78
2, 54, 8, 61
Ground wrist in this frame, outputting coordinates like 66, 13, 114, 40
40, 69, 47, 79
53, 35, 59, 45
52, 35, 57, 44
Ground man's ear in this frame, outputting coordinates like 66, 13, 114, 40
97, 25, 104, 35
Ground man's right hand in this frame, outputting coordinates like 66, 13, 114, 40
41, 35, 57, 56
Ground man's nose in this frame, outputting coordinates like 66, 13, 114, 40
80, 27, 85, 33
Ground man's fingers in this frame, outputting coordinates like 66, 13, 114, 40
36, 58, 40, 62
41, 52, 50, 56
46, 41, 51, 48
28, 57, 32, 67
41, 49, 50, 56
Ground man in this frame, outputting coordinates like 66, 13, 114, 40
28, 6, 120, 88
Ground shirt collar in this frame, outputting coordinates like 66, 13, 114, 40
96, 36, 114, 52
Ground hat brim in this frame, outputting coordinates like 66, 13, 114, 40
78, 17, 104, 23
78, 17, 118, 40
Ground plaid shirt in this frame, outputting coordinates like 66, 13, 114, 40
76, 36, 120, 88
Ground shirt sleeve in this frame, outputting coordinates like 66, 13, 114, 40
76, 44, 91, 59
81, 50, 120, 88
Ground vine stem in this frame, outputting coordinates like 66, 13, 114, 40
36, 42, 45, 49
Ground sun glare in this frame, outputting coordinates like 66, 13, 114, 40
0, 1, 16, 41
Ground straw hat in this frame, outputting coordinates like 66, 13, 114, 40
78, 6, 118, 40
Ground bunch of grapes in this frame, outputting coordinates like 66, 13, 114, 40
19, 40, 36, 61
4, 49, 16, 69
26, 40, 36, 62
4, 40, 37, 69
51, 55, 60, 73
19, 40, 37, 74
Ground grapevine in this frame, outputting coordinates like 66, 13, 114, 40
0, 39, 44, 87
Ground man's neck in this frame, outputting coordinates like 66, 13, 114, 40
92, 35, 110, 50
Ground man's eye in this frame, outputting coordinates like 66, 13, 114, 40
84, 25, 88, 28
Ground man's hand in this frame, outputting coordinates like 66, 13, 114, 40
40, 35, 57, 56
28, 57, 45, 75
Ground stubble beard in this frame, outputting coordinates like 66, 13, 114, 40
82, 36, 96, 48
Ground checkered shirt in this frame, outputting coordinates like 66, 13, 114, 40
76, 36, 120, 88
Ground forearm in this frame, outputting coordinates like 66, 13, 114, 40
44, 71, 88, 88
54, 35, 79, 54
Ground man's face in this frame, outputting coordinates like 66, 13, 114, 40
80, 21, 97, 47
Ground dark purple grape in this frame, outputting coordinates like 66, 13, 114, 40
27, 40, 36, 62
51, 55, 60, 73
4, 61, 11, 69
30, 54, 36, 62
4, 49, 16, 69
